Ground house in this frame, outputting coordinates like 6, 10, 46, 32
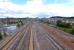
49, 16, 74, 24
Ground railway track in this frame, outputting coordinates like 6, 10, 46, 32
38, 22, 72, 50
0, 22, 73, 50
15, 24, 31, 50
33, 23, 68, 50
0, 23, 30, 50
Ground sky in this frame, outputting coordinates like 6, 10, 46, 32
0, 0, 74, 18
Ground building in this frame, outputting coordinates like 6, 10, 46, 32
49, 16, 74, 24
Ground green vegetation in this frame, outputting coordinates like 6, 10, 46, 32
40, 19, 74, 35
56, 20, 72, 28
56, 20, 74, 35
69, 27, 74, 35
16, 20, 24, 27
0, 32, 3, 40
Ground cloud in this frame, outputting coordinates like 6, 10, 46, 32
0, 0, 74, 18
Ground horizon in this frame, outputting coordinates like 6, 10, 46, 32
0, 0, 74, 18
1, 15, 73, 18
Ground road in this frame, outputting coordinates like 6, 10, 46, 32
0, 22, 74, 50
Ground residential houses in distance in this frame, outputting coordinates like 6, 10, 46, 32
49, 16, 74, 24
0, 18, 31, 24
0, 16, 74, 25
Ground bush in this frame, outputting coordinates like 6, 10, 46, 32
56, 20, 72, 28
66, 23, 72, 28
56, 20, 62, 27
16, 22, 20, 27
16, 20, 24, 27
70, 27, 74, 35
0, 32, 3, 40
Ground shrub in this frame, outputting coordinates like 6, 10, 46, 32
16, 20, 24, 27
56, 20, 62, 27
56, 20, 72, 28
70, 27, 74, 35
16, 22, 20, 27
0, 32, 3, 40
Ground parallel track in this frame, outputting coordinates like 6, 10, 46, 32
0, 22, 73, 50
0, 23, 30, 50
33, 23, 67, 50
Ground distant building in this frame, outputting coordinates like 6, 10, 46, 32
49, 16, 74, 24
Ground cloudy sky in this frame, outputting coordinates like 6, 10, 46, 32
0, 0, 74, 18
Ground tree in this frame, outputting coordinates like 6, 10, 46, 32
56, 20, 62, 27
56, 20, 72, 28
